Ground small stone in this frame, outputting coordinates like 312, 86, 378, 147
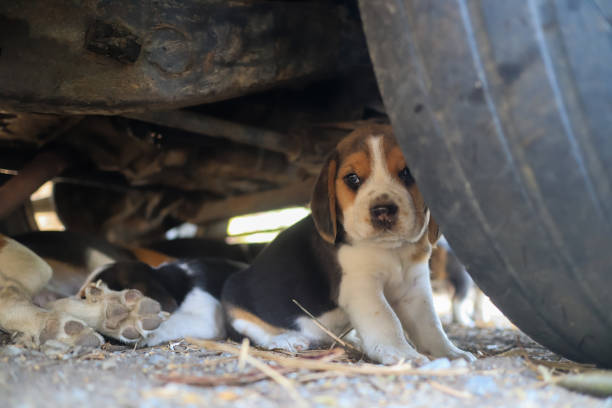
419, 358, 451, 371
2, 345, 24, 357
464, 375, 498, 395
147, 354, 165, 365
217, 391, 239, 401
41, 340, 71, 357
451, 358, 468, 368
102, 359, 117, 370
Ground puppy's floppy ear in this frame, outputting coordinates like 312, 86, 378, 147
311, 152, 338, 244
427, 215, 442, 245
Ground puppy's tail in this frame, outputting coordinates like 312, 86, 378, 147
86, 258, 246, 345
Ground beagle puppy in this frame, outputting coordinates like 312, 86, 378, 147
0, 125, 473, 364
221, 124, 474, 363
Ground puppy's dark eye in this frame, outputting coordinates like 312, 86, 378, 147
344, 173, 361, 190
399, 166, 414, 186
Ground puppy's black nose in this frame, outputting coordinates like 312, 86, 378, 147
370, 203, 398, 229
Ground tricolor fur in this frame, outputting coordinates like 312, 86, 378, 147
221, 124, 473, 364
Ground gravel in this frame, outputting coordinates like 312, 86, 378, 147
1, 325, 611, 408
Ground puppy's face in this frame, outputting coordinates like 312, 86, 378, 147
312, 125, 439, 247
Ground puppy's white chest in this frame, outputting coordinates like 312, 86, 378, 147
337, 244, 425, 303
385, 259, 429, 304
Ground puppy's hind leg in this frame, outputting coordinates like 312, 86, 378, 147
0, 235, 103, 348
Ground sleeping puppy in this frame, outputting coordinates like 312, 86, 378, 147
221, 124, 474, 364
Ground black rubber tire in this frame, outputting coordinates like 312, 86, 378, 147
359, 0, 612, 366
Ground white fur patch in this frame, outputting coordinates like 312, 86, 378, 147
145, 288, 225, 346
231, 309, 349, 352
295, 308, 349, 343
335, 241, 474, 363
231, 319, 311, 352
175, 261, 198, 276
231, 318, 274, 345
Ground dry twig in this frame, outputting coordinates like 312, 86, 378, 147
159, 367, 295, 387
165, 356, 237, 371
291, 299, 360, 353
238, 338, 249, 371
241, 351, 309, 408
186, 338, 468, 377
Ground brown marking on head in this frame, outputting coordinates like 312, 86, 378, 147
405, 180, 426, 223
312, 123, 440, 245
385, 146, 405, 175
382, 133, 442, 245
383, 140, 432, 243
335, 150, 371, 218
311, 124, 393, 243
0, 234, 7, 252
227, 306, 284, 336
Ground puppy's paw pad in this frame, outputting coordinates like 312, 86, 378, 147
138, 298, 161, 315
120, 326, 141, 341
82, 282, 165, 344
39, 314, 103, 349
83, 285, 105, 300
63, 320, 85, 335
104, 304, 130, 330
122, 289, 143, 306
140, 317, 163, 331
75, 331, 105, 347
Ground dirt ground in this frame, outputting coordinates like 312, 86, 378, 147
2, 321, 611, 408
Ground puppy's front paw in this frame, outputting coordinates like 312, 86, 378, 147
38, 312, 103, 349
367, 343, 430, 365
452, 348, 476, 363
439, 345, 476, 363
266, 332, 310, 353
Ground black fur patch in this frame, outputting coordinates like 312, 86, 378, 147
14, 231, 136, 265
96, 258, 245, 313
221, 216, 341, 330
445, 251, 473, 301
